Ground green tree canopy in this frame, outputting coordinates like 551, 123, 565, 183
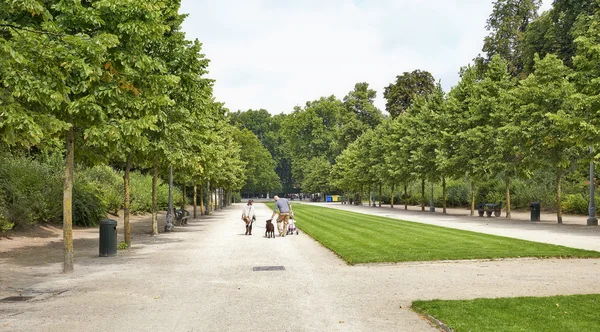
232, 127, 281, 195
483, 0, 542, 76
338, 82, 383, 151
383, 70, 435, 118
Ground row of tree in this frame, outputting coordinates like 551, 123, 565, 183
233, 0, 600, 224
1, 1, 251, 272
335, 0, 600, 223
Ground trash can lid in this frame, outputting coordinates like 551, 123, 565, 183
100, 219, 118, 226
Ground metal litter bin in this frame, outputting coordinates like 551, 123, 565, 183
530, 202, 540, 222
99, 219, 118, 257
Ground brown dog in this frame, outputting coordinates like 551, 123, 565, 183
265, 219, 275, 238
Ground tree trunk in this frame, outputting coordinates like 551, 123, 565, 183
378, 184, 382, 207
421, 179, 425, 211
470, 180, 475, 216
182, 184, 187, 211
200, 184, 204, 215
391, 184, 395, 208
442, 177, 447, 214
212, 188, 216, 211
505, 176, 511, 219
124, 152, 132, 247
404, 183, 408, 210
360, 186, 363, 205
151, 159, 158, 236
557, 170, 563, 224
205, 182, 210, 214
62, 126, 75, 273
193, 184, 198, 218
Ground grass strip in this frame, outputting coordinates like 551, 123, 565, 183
267, 203, 600, 264
412, 294, 600, 332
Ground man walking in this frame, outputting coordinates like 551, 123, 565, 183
271, 195, 291, 237
242, 199, 256, 235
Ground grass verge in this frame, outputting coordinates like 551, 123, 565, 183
267, 203, 600, 264
412, 294, 600, 332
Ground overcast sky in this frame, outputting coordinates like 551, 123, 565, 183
180, 0, 553, 115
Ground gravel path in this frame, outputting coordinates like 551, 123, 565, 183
1, 203, 600, 331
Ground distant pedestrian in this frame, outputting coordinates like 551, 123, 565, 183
271, 195, 291, 237
242, 200, 256, 235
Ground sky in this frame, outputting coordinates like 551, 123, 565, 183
180, 0, 554, 115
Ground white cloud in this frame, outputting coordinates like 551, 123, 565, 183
180, 0, 554, 114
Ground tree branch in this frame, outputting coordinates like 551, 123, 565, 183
0, 23, 64, 37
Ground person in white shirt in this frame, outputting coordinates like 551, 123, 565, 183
242, 200, 256, 235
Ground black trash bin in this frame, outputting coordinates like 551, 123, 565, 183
530, 202, 540, 222
99, 219, 118, 257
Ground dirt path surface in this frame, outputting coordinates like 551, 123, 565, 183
1, 203, 600, 331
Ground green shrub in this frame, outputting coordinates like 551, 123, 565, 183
130, 171, 182, 214
71, 178, 106, 227
130, 172, 153, 213
79, 165, 123, 215
0, 153, 182, 231
444, 180, 471, 207
0, 194, 14, 232
562, 194, 588, 215
476, 178, 504, 205
0, 155, 63, 228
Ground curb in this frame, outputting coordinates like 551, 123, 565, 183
411, 305, 454, 332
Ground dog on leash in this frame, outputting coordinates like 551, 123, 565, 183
265, 219, 275, 238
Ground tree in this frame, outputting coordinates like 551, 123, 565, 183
521, 1, 600, 73
383, 70, 435, 118
230, 109, 273, 145
405, 85, 446, 211
134, 0, 211, 234
549, 0, 599, 68
160, 28, 215, 224
483, 0, 542, 76
207, 117, 246, 208
331, 140, 369, 203
511, 54, 584, 223
85, 1, 173, 248
477, 56, 519, 218
233, 127, 281, 195
338, 82, 383, 151
383, 117, 414, 209
229, 109, 294, 193
572, 0, 600, 145
302, 156, 331, 199
283, 96, 343, 186
268, 114, 294, 193
521, 11, 555, 74
1, 1, 120, 272
445, 65, 485, 215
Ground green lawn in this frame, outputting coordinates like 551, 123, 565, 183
267, 203, 600, 264
412, 295, 600, 332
